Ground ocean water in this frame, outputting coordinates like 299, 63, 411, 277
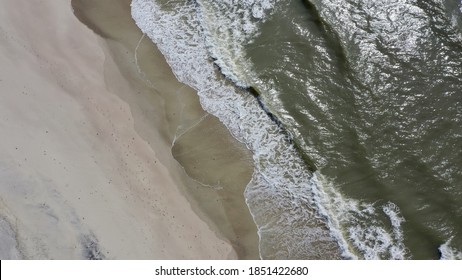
132, 0, 462, 259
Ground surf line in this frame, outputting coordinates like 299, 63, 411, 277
247, 85, 317, 173
207, 56, 318, 172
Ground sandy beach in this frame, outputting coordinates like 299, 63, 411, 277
0, 0, 258, 259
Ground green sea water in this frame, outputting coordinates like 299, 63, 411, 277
244, 0, 462, 259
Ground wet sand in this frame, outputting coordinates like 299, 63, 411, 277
0, 0, 258, 259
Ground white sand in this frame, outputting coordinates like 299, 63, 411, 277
0, 0, 236, 259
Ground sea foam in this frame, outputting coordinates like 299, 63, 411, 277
196, 0, 276, 88
439, 239, 462, 260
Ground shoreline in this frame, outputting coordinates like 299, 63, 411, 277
0, 0, 258, 259
71, 0, 260, 259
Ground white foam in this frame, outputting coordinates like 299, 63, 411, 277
131, 0, 410, 260
313, 174, 409, 259
196, 0, 276, 88
439, 238, 462, 260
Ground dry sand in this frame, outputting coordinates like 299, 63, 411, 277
0, 0, 258, 259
